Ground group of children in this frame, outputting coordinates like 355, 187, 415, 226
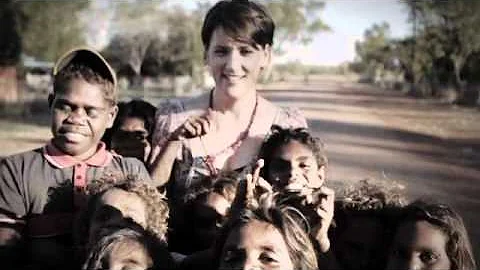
0, 33, 476, 270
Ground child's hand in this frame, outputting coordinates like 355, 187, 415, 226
309, 186, 334, 253
231, 159, 272, 212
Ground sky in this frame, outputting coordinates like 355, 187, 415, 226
276, 0, 411, 65
85, 0, 411, 67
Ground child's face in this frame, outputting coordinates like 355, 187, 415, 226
334, 216, 388, 270
50, 78, 117, 159
267, 140, 324, 192
386, 220, 451, 270
111, 116, 150, 161
102, 239, 153, 270
89, 188, 147, 242
192, 192, 231, 249
219, 220, 294, 270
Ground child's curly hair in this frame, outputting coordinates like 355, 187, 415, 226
78, 173, 169, 243
82, 221, 174, 270
258, 125, 327, 181
336, 178, 407, 212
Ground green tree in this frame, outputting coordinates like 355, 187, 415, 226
404, 0, 480, 100
19, 1, 88, 61
263, 0, 330, 54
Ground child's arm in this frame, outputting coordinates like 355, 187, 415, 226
0, 159, 27, 268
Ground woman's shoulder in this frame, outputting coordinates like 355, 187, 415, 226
262, 97, 307, 129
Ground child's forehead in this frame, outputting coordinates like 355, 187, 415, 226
55, 79, 114, 107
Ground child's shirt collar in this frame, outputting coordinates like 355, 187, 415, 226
42, 141, 113, 168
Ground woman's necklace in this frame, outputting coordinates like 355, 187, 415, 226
201, 90, 258, 176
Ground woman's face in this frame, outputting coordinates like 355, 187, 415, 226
267, 140, 324, 192
206, 27, 270, 100
102, 239, 153, 270
89, 188, 147, 241
386, 220, 451, 270
219, 220, 294, 270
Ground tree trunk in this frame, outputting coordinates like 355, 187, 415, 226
0, 66, 18, 105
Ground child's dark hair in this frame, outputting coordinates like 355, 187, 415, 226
53, 63, 116, 105
397, 199, 476, 270
184, 171, 239, 205
333, 179, 407, 235
258, 125, 327, 180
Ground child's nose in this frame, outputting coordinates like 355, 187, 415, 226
66, 108, 87, 123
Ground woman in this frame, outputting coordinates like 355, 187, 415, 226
150, 0, 307, 213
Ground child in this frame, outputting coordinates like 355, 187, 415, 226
102, 99, 157, 164
82, 222, 174, 270
386, 199, 476, 270
257, 125, 334, 254
213, 193, 319, 270
174, 172, 238, 254
331, 179, 407, 270
79, 174, 169, 247
0, 48, 151, 269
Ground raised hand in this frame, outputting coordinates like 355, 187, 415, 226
309, 186, 335, 253
169, 108, 216, 141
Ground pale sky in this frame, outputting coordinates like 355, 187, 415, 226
85, 0, 411, 66
276, 0, 411, 65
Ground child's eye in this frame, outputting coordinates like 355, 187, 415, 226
55, 103, 72, 113
85, 107, 101, 118
214, 48, 228, 56
420, 251, 439, 264
259, 252, 279, 264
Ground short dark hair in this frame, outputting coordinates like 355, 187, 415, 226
258, 125, 328, 181
201, 0, 275, 50
53, 63, 116, 106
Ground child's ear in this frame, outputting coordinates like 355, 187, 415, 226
318, 165, 326, 184
106, 105, 119, 129
47, 93, 54, 108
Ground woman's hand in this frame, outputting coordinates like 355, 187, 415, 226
169, 109, 216, 141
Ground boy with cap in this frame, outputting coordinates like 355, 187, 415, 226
0, 48, 152, 269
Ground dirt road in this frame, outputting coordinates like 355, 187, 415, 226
260, 76, 480, 262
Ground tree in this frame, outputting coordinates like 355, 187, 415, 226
0, 0, 23, 104
404, 0, 480, 100
263, 0, 330, 54
0, 0, 22, 66
19, 1, 88, 61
